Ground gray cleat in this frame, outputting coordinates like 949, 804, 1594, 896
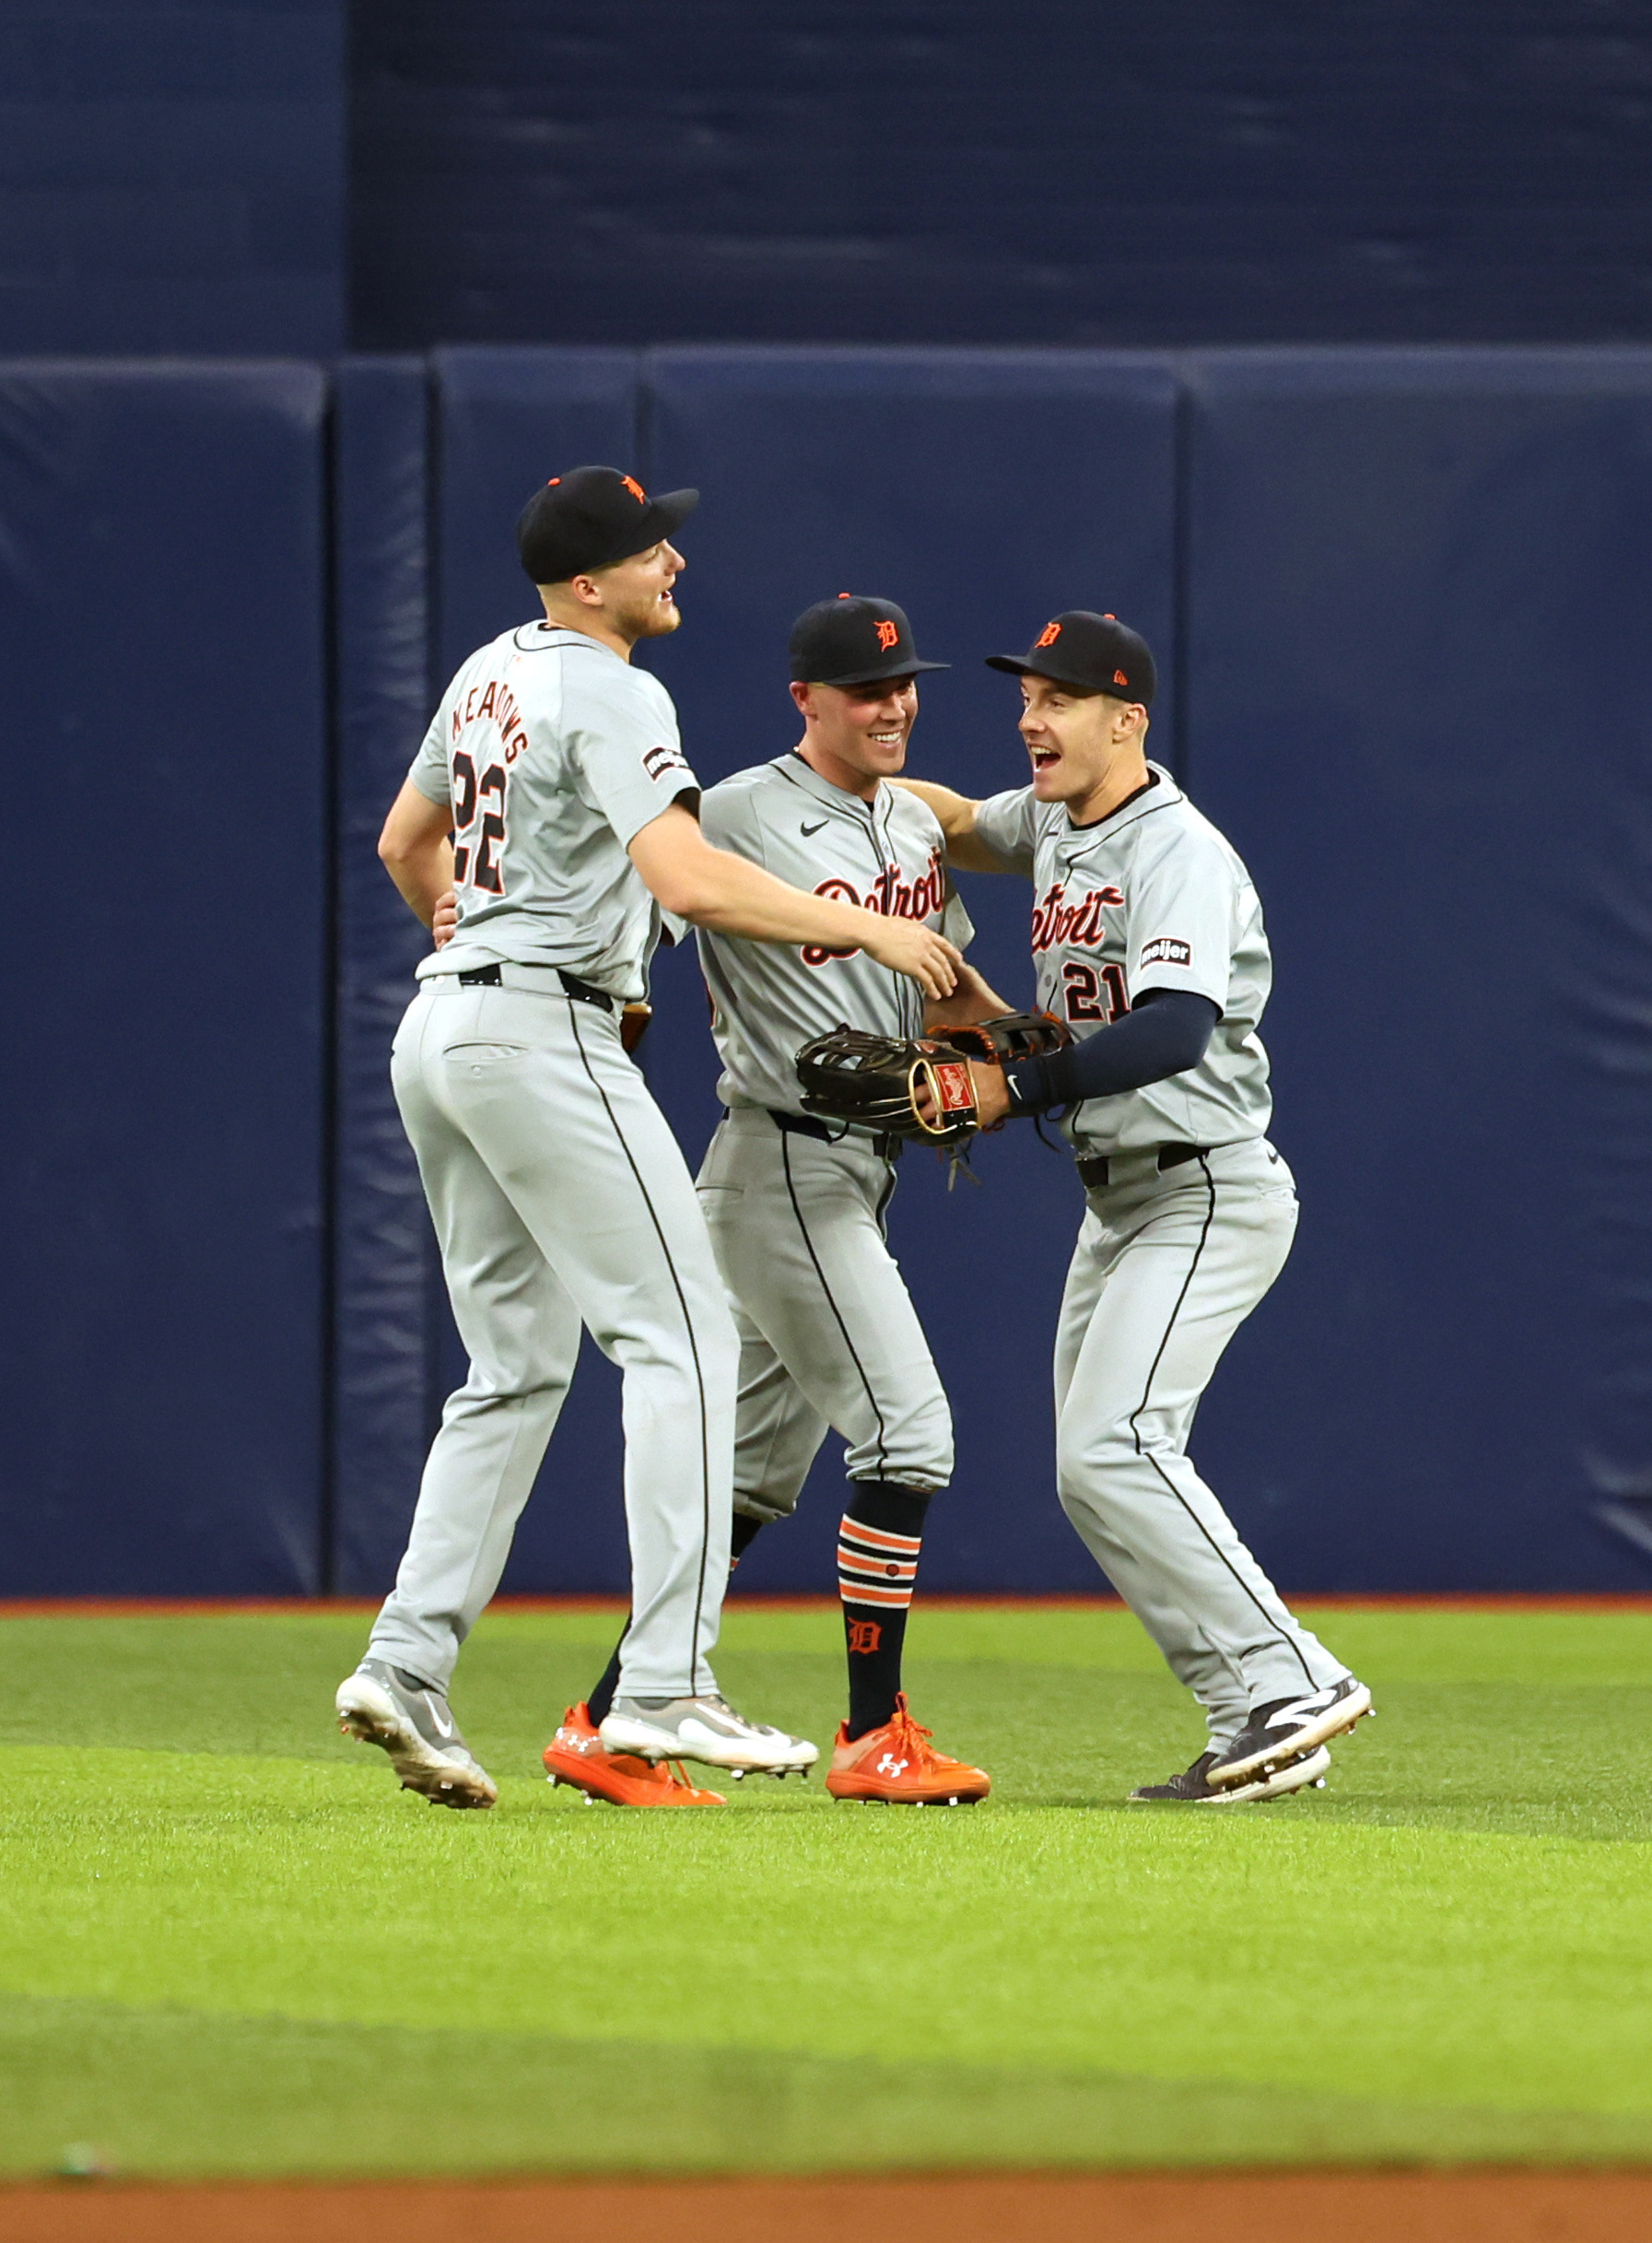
334, 1659, 498, 1809
599, 1694, 818, 1774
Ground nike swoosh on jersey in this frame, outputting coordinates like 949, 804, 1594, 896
801, 819, 829, 836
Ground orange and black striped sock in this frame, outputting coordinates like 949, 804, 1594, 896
838, 1480, 931, 1739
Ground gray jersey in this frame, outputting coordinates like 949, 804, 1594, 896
973, 763, 1272, 1157
407, 622, 698, 1001
697, 754, 974, 1116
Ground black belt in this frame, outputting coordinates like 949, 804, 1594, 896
1077, 1144, 1208, 1191
456, 962, 613, 1012
767, 1110, 903, 1162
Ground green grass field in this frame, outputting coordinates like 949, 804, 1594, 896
4, 1600, 1652, 2179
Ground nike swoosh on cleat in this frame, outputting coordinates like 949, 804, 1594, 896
427, 1700, 455, 1738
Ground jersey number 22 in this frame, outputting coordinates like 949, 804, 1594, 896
451, 751, 505, 894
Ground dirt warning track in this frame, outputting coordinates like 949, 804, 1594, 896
5, 2169, 1652, 2241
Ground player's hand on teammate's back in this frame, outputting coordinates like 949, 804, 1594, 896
431, 889, 458, 949
860, 917, 962, 1002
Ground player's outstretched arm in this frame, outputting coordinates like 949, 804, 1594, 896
379, 781, 456, 930
887, 778, 1005, 875
629, 804, 961, 1001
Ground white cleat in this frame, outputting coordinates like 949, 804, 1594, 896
599, 1694, 818, 1774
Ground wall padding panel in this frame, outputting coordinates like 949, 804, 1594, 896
331, 355, 434, 1593
0, 361, 330, 1590
1181, 346, 1652, 1591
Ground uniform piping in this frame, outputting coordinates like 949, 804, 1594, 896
779, 1132, 891, 1479
568, 1004, 715, 1696
1127, 1153, 1316, 1688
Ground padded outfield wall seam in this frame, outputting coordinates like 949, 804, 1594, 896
420, 353, 447, 1454
1169, 362, 1193, 792
318, 374, 343, 1596
635, 348, 656, 497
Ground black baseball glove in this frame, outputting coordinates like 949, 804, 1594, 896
794, 1013, 1071, 1147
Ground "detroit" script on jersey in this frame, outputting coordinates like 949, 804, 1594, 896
803, 850, 947, 966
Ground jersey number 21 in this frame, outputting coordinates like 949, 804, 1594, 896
1063, 960, 1129, 1024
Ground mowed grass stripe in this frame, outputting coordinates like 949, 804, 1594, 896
5, 1994, 1652, 2180
3, 1741, 1652, 2115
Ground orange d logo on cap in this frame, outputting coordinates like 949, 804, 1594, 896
1034, 621, 1062, 649
1114, 668, 1129, 686
621, 475, 647, 502
874, 618, 900, 651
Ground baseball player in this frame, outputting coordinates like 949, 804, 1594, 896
335, 469, 961, 1808
544, 596, 996, 1808
896, 611, 1372, 1803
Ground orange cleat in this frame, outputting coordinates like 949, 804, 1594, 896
825, 1694, 990, 1806
543, 1703, 726, 1808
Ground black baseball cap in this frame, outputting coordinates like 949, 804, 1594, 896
789, 594, 949, 687
517, 464, 698, 585
986, 611, 1156, 705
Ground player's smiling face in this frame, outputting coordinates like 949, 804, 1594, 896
592, 540, 685, 641
791, 675, 920, 800
1019, 674, 1148, 820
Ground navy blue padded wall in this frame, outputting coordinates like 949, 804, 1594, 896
1181, 347, 1652, 1591
354, 5, 1652, 352
643, 347, 1181, 1591
0, 1, 345, 355
427, 346, 643, 1594
331, 357, 434, 1593
0, 362, 330, 1591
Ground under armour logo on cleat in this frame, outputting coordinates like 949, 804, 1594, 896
876, 1754, 910, 1778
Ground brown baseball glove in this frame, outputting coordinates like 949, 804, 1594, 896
794, 1013, 1071, 1147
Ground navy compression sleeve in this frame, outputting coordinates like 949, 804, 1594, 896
1002, 988, 1221, 1116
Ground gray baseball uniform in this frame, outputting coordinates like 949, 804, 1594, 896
368, 622, 738, 1700
695, 753, 972, 1512
974, 762, 1349, 1744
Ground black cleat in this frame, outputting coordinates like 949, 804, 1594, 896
1204, 1676, 1372, 1790
1129, 1745, 1330, 1804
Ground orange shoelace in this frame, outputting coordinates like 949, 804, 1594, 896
882, 1704, 946, 1767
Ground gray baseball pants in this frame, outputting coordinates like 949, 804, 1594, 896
1054, 1136, 1347, 1745
696, 1108, 953, 1516
367, 972, 737, 1699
